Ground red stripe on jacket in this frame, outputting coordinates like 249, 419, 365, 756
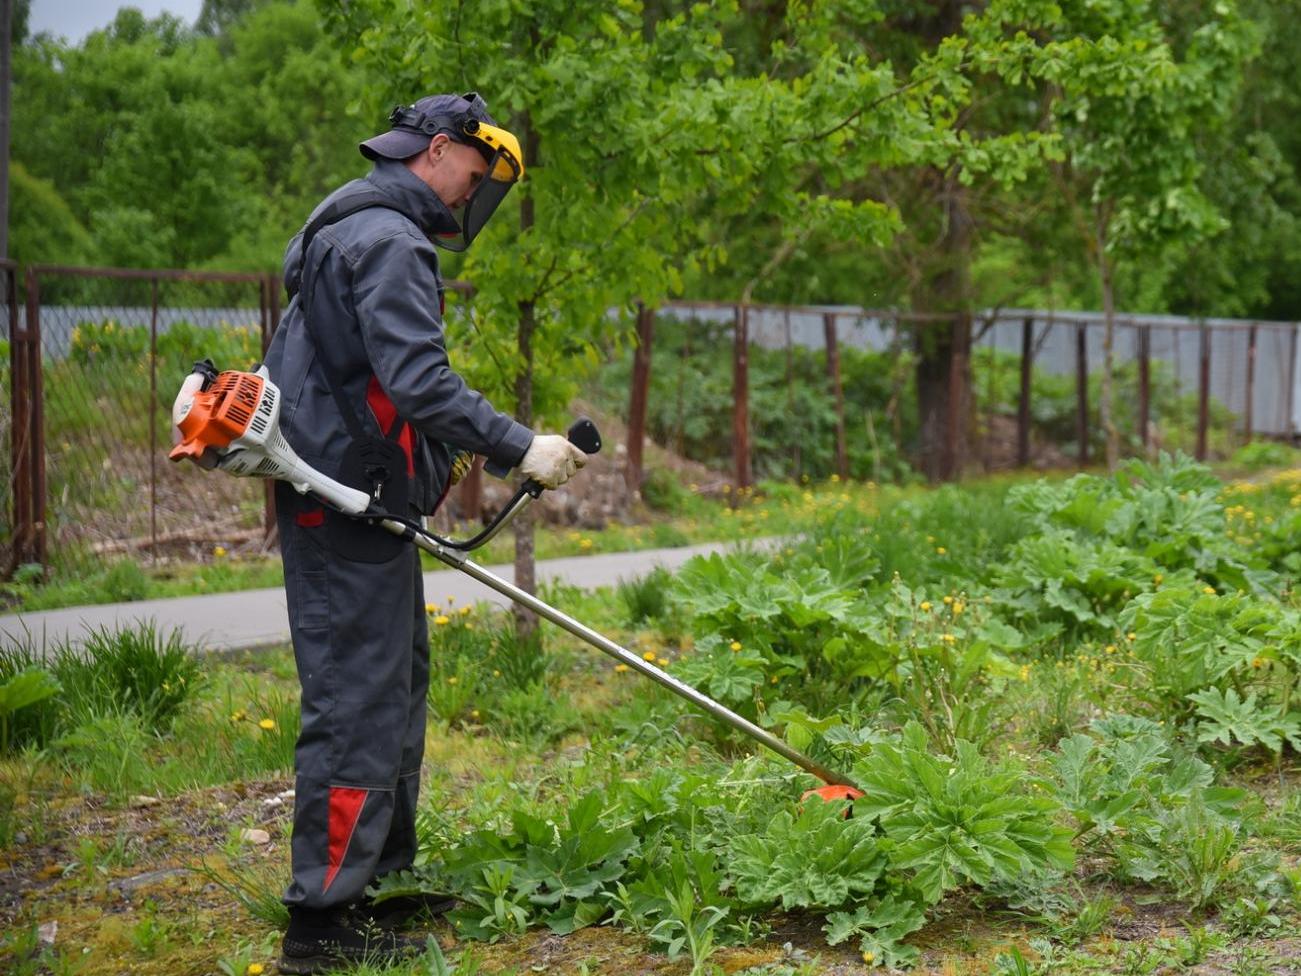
365, 376, 415, 477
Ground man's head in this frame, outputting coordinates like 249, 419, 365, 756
360, 92, 525, 250
405, 132, 490, 210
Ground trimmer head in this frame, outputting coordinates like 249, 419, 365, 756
801, 784, 864, 806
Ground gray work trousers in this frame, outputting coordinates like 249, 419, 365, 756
276, 484, 430, 909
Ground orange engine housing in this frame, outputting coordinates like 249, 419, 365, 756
168, 370, 266, 462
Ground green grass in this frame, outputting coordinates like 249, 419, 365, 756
3, 460, 1300, 976
3, 476, 888, 613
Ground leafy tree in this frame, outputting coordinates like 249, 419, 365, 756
7, 161, 96, 265
1043, 0, 1260, 467
11, 0, 366, 270
196, 0, 269, 36
325, 0, 911, 613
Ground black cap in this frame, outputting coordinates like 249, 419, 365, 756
359, 92, 496, 161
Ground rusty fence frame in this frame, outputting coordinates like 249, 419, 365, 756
3, 265, 482, 578
6, 269, 1300, 574
6, 264, 280, 574
629, 301, 1301, 491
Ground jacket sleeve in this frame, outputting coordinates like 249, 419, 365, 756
351, 229, 533, 476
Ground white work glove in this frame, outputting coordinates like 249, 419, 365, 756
519, 434, 587, 489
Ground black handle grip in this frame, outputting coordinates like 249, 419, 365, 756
567, 417, 602, 455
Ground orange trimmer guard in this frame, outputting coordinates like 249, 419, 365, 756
802, 784, 864, 803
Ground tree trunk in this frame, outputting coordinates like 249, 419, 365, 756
910, 0, 975, 483
913, 169, 974, 482
513, 112, 540, 634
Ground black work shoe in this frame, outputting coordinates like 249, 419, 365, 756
358, 892, 458, 929
278, 907, 424, 974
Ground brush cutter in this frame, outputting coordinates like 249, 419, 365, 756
170, 363, 861, 800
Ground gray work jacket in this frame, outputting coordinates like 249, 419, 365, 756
264, 159, 533, 514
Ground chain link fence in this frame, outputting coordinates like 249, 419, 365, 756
5, 269, 1300, 582
4, 265, 276, 581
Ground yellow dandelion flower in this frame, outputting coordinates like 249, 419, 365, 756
459, 605, 471, 616
920, 601, 933, 611
493, 669, 501, 677
862, 951, 875, 963
247, 965, 265, 976
942, 595, 954, 605
643, 651, 657, 661
1126, 632, 1137, 641
770, 675, 779, 685
434, 615, 450, 626
258, 718, 276, 731
214, 545, 228, 558
614, 664, 629, 673
1153, 573, 1163, 585
447, 676, 458, 685
470, 709, 481, 719
730, 640, 742, 652
941, 633, 957, 644
657, 657, 670, 667
936, 546, 947, 555
1202, 586, 1217, 595
230, 710, 247, 723
951, 601, 964, 615
1105, 645, 1116, 654
425, 603, 438, 614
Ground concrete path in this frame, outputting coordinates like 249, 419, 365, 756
0, 541, 755, 654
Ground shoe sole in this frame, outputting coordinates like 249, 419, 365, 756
278, 952, 336, 975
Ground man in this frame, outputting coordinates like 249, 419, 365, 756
263, 93, 586, 973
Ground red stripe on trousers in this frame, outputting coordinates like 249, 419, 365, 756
323, 786, 368, 893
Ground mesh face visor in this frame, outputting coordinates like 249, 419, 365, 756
439, 145, 521, 252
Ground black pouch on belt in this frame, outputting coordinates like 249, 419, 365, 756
326, 428, 410, 563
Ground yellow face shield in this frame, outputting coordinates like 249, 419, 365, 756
438, 118, 525, 252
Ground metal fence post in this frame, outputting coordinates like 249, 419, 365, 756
149, 276, 160, 563
1197, 322, 1211, 461
733, 303, 751, 491
1076, 322, 1088, 467
1244, 324, 1257, 444
626, 302, 654, 495
946, 315, 964, 478
22, 266, 46, 565
1287, 324, 1298, 440
457, 456, 483, 523
1017, 317, 1032, 468
823, 312, 849, 479
6, 261, 31, 574
1138, 325, 1151, 453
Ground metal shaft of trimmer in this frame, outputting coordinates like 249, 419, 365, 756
379, 517, 859, 790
